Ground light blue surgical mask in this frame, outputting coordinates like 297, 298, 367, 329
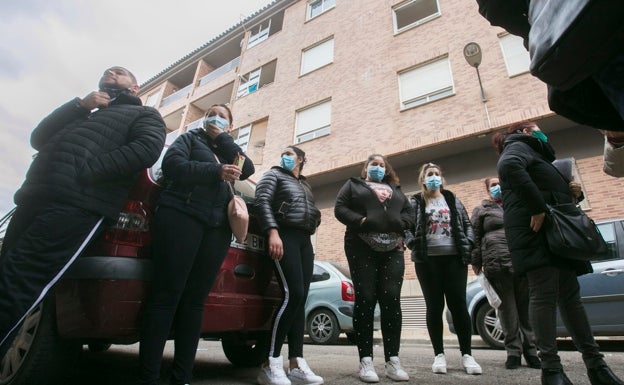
424, 175, 442, 190
532, 130, 548, 143
489, 185, 502, 199
367, 165, 386, 182
203, 115, 230, 131
280, 155, 296, 171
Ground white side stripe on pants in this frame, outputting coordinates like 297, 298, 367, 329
268, 259, 289, 358
0, 217, 104, 348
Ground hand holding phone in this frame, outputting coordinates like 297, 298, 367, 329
233, 153, 246, 168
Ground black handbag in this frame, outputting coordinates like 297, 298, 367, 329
544, 203, 608, 261
528, 0, 624, 90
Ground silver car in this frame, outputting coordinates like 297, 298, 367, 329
447, 218, 624, 348
305, 260, 380, 344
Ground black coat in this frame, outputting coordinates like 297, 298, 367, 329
334, 178, 414, 243
497, 134, 591, 275
157, 128, 254, 227
255, 167, 321, 235
476, 0, 624, 131
14, 95, 166, 219
470, 199, 513, 278
405, 190, 474, 265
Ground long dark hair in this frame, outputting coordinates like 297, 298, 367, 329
360, 153, 400, 184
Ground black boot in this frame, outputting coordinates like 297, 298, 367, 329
542, 368, 573, 385
524, 354, 541, 369
505, 355, 521, 369
588, 366, 624, 385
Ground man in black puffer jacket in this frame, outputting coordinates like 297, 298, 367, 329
0, 66, 166, 357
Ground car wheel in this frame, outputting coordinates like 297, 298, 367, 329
87, 342, 112, 353
0, 296, 81, 385
475, 302, 505, 349
307, 308, 340, 345
221, 332, 270, 367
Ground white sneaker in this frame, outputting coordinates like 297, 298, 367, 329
461, 354, 483, 375
432, 353, 447, 374
257, 356, 292, 385
288, 357, 324, 385
358, 357, 380, 383
385, 356, 409, 381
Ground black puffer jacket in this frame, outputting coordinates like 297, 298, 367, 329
14, 95, 166, 219
157, 128, 254, 226
497, 134, 591, 275
470, 199, 513, 278
405, 190, 474, 265
334, 177, 413, 243
255, 167, 321, 235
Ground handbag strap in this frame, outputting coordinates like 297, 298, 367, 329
213, 153, 236, 197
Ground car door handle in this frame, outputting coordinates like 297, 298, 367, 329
600, 269, 624, 277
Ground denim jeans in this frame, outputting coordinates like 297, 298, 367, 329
526, 265, 605, 370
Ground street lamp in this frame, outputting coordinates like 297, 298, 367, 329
463, 41, 491, 127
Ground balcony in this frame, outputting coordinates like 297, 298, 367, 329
160, 84, 193, 108
198, 57, 241, 87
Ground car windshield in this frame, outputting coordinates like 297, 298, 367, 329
329, 262, 351, 279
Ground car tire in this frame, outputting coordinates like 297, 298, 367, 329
0, 295, 81, 385
475, 302, 505, 349
307, 308, 340, 345
221, 332, 270, 367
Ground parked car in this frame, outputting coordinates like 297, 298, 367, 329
0, 131, 282, 385
305, 260, 380, 345
447, 218, 624, 349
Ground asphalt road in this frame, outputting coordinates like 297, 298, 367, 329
64, 336, 624, 385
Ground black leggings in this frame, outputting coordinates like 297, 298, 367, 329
139, 207, 232, 385
346, 238, 404, 362
269, 227, 314, 359
415, 255, 472, 356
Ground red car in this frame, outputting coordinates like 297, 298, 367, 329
0, 134, 281, 385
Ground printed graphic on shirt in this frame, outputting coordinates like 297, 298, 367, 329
426, 197, 452, 240
366, 181, 393, 203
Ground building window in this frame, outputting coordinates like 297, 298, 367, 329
248, 20, 271, 49
237, 60, 277, 98
398, 57, 454, 109
145, 92, 161, 108
295, 99, 331, 143
393, 0, 441, 33
231, 124, 252, 152
499, 34, 530, 77
307, 0, 335, 20
301, 37, 334, 75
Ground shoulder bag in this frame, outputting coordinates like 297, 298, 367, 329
214, 154, 249, 243
544, 202, 608, 261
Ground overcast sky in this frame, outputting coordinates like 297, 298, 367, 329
0, 0, 274, 217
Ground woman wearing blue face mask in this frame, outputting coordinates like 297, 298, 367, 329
139, 104, 255, 385
470, 176, 539, 370
255, 146, 323, 385
405, 162, 481, 376
334, 154, 414, 383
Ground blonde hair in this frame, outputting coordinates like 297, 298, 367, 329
417, 162, 445, 206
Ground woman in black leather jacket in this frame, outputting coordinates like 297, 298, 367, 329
139, 104, 254, 385
254, 145, 323, 385
405, 162, 481, 376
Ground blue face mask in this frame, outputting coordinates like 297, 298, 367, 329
489, 185, 502, 199
532, 130, 548, 143
367, 165, 386, 182
280, 155, 296, 171
203, 115, 230, 131
424, 175, 442, 190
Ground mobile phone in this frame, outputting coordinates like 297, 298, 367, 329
233, 153, 246, 168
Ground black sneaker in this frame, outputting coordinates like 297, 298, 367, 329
505, 356, 521, 370
541, 368, 573, 385
588, 365, 624, 385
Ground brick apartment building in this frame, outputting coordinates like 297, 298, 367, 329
138, 0, 624, 327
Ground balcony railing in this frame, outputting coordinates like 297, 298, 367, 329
198, 57, 241, 87
160, 84, 193, 107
